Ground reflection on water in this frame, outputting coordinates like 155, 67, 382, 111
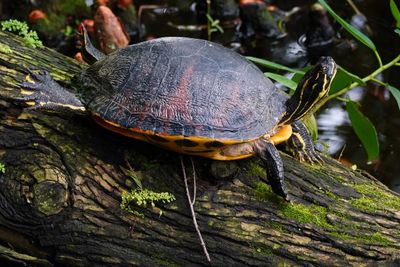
317, 104, 348, 155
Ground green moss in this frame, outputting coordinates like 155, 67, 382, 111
280, 203, 332, 228
324, 190, 339, 200
264, 221, 285, 232
246, 161, 267, 179
0, 162, 5, 174
254, 246, 274, 256
329, 232, 394, 246
120, 188, 175, 216
368, 232, 394, 246
332, 175, 347, 183
1, 19, 43, 48
350, 184, 400, 212
350, 196, 378, 212
153, 255, 180, 267
0, 44, 12, 54
253, 182, 282, 203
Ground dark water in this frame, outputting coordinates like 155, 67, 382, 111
315, 1, 400, 193
140, 0, 400, 192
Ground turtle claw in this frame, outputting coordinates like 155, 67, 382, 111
25, 69, 52, 84
287, 121, 324, 166
16, 70, 51, 106
295, 149, 323, 165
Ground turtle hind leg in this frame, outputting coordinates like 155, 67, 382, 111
255, 140, 290, 201
18, 70, 86, 113
286, 121, 323, 164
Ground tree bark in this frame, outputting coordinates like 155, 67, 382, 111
0, 30, 399, 267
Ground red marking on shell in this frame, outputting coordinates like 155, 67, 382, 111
210, 82, 241, 128
162, 64, 194, 133
136, 101, 152, 128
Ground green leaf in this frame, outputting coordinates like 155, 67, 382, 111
291, 66, 312, 84
212, 19, 220, 27
264, 72, 297, 91
390, 0, 400, 28
329, 65, 364, 95
215, 24, 224, 33
302, 115, 318, 141
346, 100, 379, 161
247, 56, 305, 74
395, 29, 400, 36
206, 14, 213, 23
318, 0, 376, 51
387, 85, 400, 111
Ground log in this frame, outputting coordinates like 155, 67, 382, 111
0, 30, 400, 266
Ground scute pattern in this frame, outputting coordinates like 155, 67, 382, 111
78, 37, 287, 141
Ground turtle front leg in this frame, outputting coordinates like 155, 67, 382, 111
286, 121, 323, 164
255, 140, 289, 201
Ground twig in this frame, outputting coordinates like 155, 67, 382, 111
337, 144, 346, 162
206, 0, 212, 41
345, 0, 373, 36
180, 156, 211, 263
346, 0, 362, 15
190, 158, 197, 204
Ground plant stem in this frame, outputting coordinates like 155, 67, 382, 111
336, 96, 350, 102
180, 156, 211, 263
374, 50, 383, 68
370, 78, 387, 86
326, 54, 400, 103
206, 0, 212, 41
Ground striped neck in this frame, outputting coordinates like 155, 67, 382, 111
279, 56, 337, 125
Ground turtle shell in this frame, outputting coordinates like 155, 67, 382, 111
76, 37, 287, 142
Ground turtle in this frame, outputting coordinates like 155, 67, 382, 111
18, 27, 337, 201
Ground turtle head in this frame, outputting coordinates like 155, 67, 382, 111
280, 56, 337, 125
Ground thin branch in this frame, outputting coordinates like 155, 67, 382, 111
370, 78, 387, 86
190, 158, 197, 204
180, 156, 211, 263
373, 50, 383, 68
322, 53, 400, 106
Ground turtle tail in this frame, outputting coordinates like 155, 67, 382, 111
78, 24, 106, 64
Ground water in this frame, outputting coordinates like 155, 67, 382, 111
139, 0, 400, 192
314, 1, 400, 193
